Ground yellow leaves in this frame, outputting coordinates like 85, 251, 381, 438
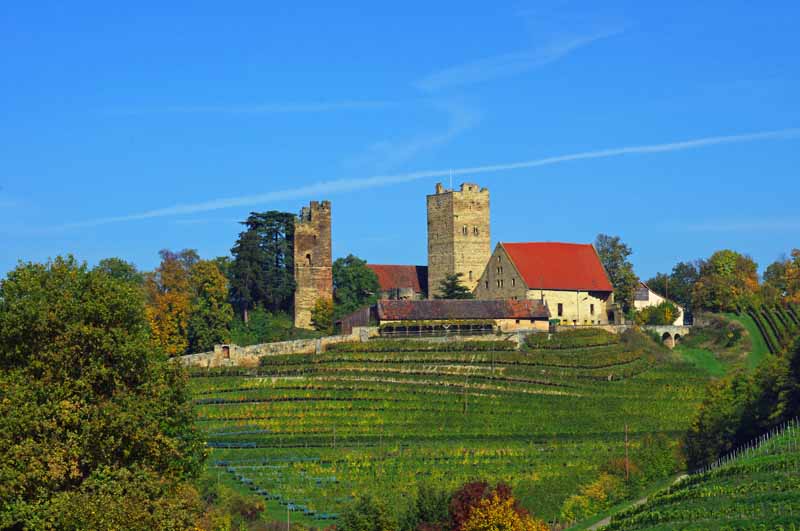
461, 493, 548, 531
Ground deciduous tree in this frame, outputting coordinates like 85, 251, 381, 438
144, 249, 195, 356
692, 250, 759, 312
333, 254, 380, 317
595, 234, 639, 313
188, 260, 233, 353
310, 297, 335, 334
0, 256, 205, 530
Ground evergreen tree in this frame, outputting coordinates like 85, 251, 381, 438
434, 273, 475, 299
229, 211, 296, 320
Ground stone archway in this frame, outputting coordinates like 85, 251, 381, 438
674, 334, 682, 345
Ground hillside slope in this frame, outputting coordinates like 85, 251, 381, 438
603, 422, 800, 530
189, 330, 712, 524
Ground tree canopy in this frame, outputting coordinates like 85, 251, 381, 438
594, 234, 638, 313
646, 261, 699, 312
229, 211, 296, 320
333, 254, 380, 317
435, 273, 475, 299
692, 250, 759, 312
0, 256, 205, 530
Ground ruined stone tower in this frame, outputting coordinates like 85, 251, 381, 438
426, 182, 490, 298
293, 200, 332, 329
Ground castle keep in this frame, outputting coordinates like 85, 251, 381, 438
426, 182, 490, 297
293, 200, 332, 329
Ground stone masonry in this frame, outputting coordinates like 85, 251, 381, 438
426, 182, 490, 297
293, 200, 333, 329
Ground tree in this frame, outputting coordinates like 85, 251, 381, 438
647, 261, 700, 312
434, 273, 475, 299
310, 297, 334, 335
339, 494, 396, 531
786, 249, 800, 303
635, 300, 680, 325
462, 494, 548, 531
144, 249, 197, 356
333, 254, 380, 317
594, 234, 639, 313
400, 483, 450, 531
229, 211, 296, 320
0, 256, 205, 529
188, 260, 233, 353
692, 250, 759, 312
763, 257, 789, 296
94, 257, 144, 285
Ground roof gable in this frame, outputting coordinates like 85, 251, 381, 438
367, 264, 428, 293
501, 242, 613, 292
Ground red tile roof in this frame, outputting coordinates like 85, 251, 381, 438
377, 299, 550, 321
367, 264, 428, 293
502, 242, 613, 292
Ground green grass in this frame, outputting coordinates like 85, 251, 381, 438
675, 346, 726, 377
723, 313, 769, 368
603, 423, 800, 530
190, 332, 712, 525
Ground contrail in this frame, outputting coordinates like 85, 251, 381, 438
57, 128, 800, 230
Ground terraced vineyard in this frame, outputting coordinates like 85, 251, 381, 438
743, 303, 800, 355
189, 331, 712, 524
605, 421, 800, 530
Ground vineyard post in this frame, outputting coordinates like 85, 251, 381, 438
625, 423, 629, 481
287, 504, 290, 531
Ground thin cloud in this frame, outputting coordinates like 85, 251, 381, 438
686, 219, 800, 232
347, 102, 481, 172
414, 28, 623, 92
53, 127, 800, 231
107, 100, 394, 115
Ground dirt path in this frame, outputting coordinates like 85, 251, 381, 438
586, 475, 688, 530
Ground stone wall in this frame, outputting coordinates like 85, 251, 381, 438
178, 326, 380, 368
293, 200, 333, 329
427, 182, 490, 297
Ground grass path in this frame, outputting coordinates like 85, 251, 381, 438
723, 312, 769, 368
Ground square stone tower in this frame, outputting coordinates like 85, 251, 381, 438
426, 182, 490, 297
293, 200, 333, 329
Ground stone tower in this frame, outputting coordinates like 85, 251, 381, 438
426, 182, 490, 298
293, 200, 333, 329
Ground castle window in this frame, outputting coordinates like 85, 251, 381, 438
496, 267, 501, 275
511, 278, 516, 287
558, 303, 564, 317
496, 279, 501, 288
468, 270, 473, 280
462, 225, 468, 235
473, 226, 479, 236
500, 279, 504, 287
485, 280, 489, 289
590, 304, 595, 315
305, 253, 312, 266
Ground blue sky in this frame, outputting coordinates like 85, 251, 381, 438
1, 1, 798, 280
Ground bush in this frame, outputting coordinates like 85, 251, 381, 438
524, 328, 619, 350
635, 301, 680, 326
339, 494, 396, 531
327, 339, 517, 353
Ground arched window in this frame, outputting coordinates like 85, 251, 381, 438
462, 225, 468, 235
468, 270, 473, 280
306, 253, 312, 266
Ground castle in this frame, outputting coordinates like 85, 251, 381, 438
293, 181, 624, 329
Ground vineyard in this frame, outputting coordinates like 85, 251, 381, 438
604, 420, 800, 530
189, 330, 713, 524
742, 303, 800, 355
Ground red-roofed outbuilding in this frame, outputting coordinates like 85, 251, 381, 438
366, 264, 428, 300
